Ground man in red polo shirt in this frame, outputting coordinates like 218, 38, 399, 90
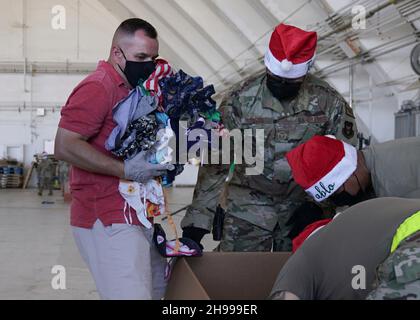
55, 19, 173, 300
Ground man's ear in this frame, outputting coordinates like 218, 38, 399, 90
111, 46, 124, 63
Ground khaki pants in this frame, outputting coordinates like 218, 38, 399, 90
72, 220, 167, 300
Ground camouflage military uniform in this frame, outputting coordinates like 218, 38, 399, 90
181, 72, 358, 252
367, 231, 420, 300
58, 160, 69, 195
37, 158, 55, 196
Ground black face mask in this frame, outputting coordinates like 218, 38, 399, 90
330, 189, 367, 207
330, 174, 370, 207
119, 48, 156, 88
266, 74, 302, 101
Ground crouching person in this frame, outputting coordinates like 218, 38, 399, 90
269, 198, 420, 300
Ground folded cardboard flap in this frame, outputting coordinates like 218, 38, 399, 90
165, 258, 211, 300
165, 252, 291, 300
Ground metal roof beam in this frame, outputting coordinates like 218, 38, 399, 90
244, 0, 280, 28
168, 0, 249, 79
203, 1, 262, 67
137, 0, 228, 85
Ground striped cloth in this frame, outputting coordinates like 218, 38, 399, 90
143, 59, 173, 107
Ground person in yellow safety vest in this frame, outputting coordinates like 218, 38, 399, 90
270, 198, 420, 300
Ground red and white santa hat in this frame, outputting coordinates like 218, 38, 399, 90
292, 219, 332, 253
265, 24, 318, 79
286, 136, 358, 202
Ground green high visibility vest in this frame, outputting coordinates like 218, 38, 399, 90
391, 211, 420, 253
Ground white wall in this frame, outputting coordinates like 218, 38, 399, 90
0, 109, 62, 187
326, 64, 401, 143
0, 0, 116, 187
0, 73, 85, 187
0, 0, 119, 62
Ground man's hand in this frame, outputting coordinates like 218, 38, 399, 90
124, 151, 175, 184
55, 128, 175, 183
270, 291, 301, 300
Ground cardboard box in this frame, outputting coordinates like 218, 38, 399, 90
165, 252, 291, 300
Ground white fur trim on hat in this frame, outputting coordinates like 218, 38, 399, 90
306, 142, 358, 202
265, 48, 315, 79
281, 59, 293, 72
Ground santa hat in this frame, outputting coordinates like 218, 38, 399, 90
286, 136, 358, 202
264, 24, 317, 79
292, 219, 332, 253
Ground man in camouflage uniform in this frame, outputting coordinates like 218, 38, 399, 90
367, 231, 420, 300
58, 160, 69, 197
181, 23, 358, 252
37, 153, 55, 197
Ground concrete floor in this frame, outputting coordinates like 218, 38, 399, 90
0, 187, 217, 300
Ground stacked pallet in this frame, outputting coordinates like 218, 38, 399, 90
0, 161, 24, 189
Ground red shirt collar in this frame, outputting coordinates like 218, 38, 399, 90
98, 60, 127, 88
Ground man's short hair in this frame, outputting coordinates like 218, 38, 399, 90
115, 18, 158, 39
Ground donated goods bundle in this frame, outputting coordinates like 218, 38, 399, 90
0, 160, 24, 189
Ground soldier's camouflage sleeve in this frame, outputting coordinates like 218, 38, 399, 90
181, 94, 240, 232
324, 92, 359, 147
180, 163, 229, 232
367, 232, 420, 300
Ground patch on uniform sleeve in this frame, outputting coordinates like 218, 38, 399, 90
342, 121, 355, 139
345, 105, 356, 119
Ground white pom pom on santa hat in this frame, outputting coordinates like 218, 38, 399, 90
280, 59, 293, 72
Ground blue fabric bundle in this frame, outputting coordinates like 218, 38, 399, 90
159, 70, 217, 123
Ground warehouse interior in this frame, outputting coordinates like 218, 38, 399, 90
0, 0, 420, 300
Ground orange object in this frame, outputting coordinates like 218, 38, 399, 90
146, 201, 162, 218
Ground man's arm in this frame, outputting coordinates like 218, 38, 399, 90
56, 81, 173, 184
270, 291, 301, 300
181, 163, 230, 232
269, 249, 314, 300
56, 81, 125, 178
55, 128, 124, 179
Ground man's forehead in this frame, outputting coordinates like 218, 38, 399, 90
124, 34, 159, 56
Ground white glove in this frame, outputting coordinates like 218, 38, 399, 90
124, 151, 174, 183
